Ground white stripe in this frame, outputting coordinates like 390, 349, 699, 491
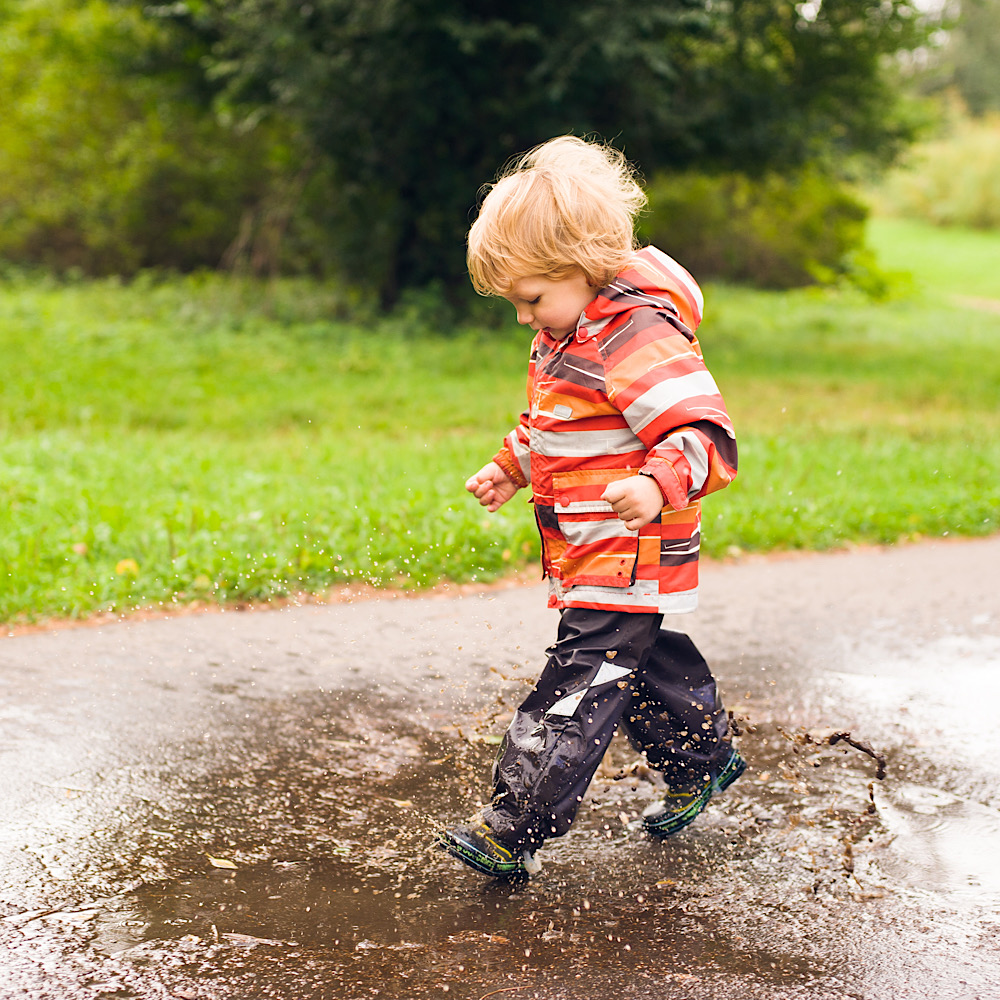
560, 517, 635, 546
621, 370, 721, 433
550, 580, 699, 615
664, 430, 710, 495
592, 661, 633, 686
505, 431, 532, 482
553, 579, 659, 606
532, 426, 643, 458
555, 499, 617, 515
545, 689, 587, 717
659, 590, 699, 614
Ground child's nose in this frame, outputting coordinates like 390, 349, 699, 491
515, 307, 532, 326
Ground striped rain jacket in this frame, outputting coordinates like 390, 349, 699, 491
493, 246, 737, 615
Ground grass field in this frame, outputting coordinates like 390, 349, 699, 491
2, 219, 999, 624
867, 216, 1000, 299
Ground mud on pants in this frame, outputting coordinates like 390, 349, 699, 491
483, 608, 732, 852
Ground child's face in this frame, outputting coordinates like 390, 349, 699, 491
503, 271, 598, 337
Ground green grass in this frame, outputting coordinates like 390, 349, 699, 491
0, 278, 535, 621
2, 221, 999, 624
866, 216, 1000, 300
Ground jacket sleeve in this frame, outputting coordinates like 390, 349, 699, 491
493, 407, 531, 488
491, 337, 537, 488
602, 311, 737, 511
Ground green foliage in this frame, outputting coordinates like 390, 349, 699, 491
0, 0, 939, 292
2, 220, 1000, 623
154, 0, 934, 302
952, 0, 1000, 116
872, 114, 1000, 228
640, 169, 873, 290
0, 0, 301, 275
918, 0, 1000, 116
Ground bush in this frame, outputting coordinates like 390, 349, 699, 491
873, 114, 1000, 229
0, 0, 312, 276
639, 169, 870, 289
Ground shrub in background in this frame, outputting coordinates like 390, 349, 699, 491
640, 169, 870, 289
873, 114, 1000, 229
0, 0, 310, 276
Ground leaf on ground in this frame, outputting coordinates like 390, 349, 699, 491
221, 932, 287, 947
206, 855, 238, 870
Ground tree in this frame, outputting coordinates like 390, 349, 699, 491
950, 0, 1000, 115
153, 0, 933, 300
0, 0, 296, 275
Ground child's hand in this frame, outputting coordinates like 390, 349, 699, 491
601, 475, 665, 531
466, 462, 519, 512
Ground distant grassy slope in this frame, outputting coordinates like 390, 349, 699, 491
866, 217, 1000, 300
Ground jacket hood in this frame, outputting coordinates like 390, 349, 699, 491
582, 245, 704, 334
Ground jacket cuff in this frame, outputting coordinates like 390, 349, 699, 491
640, 457, 689, 511
493, 447, 529, 489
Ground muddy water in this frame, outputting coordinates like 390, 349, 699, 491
76, 707, 874, 997
34, 672, 1000, 1000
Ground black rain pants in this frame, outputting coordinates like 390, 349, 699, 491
483, 608, 731, 852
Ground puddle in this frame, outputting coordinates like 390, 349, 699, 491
872, 781, 1000, 900
5, 550, 1000, 998
822, 632, 1000, 780
51, 687, 982, 1000
7, 681, 1000, 999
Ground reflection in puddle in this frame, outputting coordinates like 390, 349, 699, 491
827, 632, 1000, 782
874, 782, 1000, 899
81, 691, 930, 999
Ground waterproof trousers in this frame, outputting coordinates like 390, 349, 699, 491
483, 608, 731, 852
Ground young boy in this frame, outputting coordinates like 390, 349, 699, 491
439, 136, 743, 879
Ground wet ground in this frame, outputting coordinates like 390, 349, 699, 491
2, 537, 999, 999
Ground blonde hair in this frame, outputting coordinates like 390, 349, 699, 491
467, 135, 647, 296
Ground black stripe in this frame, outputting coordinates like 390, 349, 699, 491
598, 307, 694, 362
661, 531, 700, 554
533, 340, 554, 365
535, 504, 560, 531
660, 550, 700, 567
688, 420, 738, 471
661, 531, 701, 566
540, 350, 606, 391
606, 284, 680, 317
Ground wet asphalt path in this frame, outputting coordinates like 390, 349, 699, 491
1, 537, 999, 999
